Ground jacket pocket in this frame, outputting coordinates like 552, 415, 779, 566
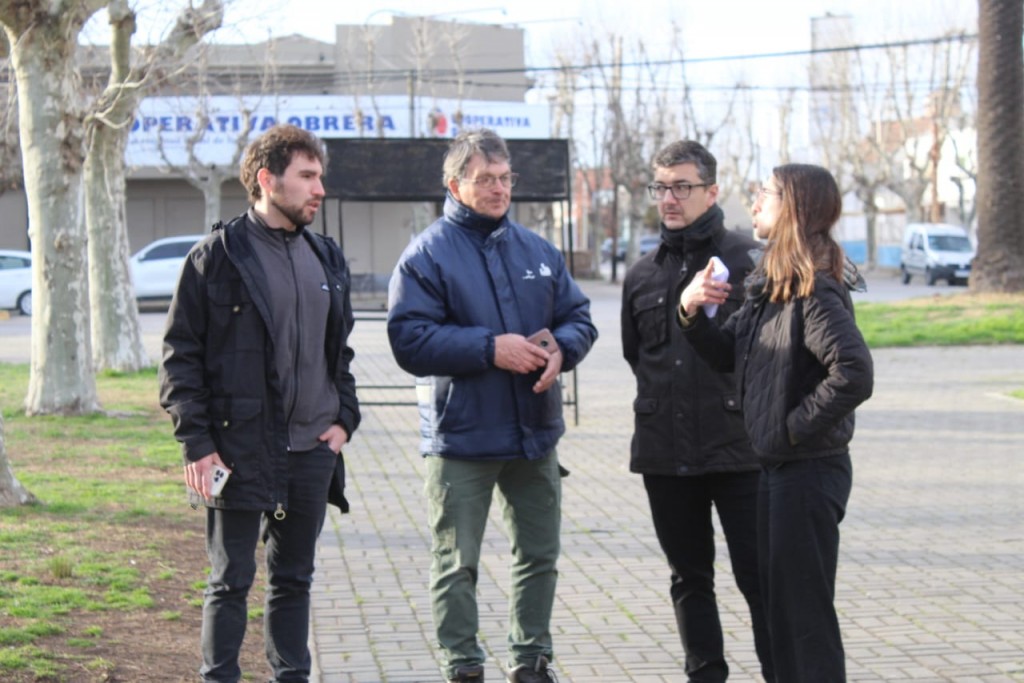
432, 376, 469, 435
209, 396, 263, 478
326, 268, 350, 301
207, 280, 263, 351
632, 291, 668, 350
207, 279, 254, 307
633, 396, 658, 415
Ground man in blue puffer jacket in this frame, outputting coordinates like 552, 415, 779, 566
387, 128, 597, 683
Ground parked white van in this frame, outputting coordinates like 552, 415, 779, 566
900, 223, 975, 286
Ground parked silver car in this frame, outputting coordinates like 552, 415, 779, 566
600, 237, 627, 263
0, 249, 32, 316
638, 234, 661, 256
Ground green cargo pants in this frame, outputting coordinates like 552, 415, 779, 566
424, 451, 561, 679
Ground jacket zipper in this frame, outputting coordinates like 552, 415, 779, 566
277, 237, 302, 519
285, 237, 301, 444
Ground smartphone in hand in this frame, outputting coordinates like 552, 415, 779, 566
209, 465, 231, 497
526, 328, 559, 353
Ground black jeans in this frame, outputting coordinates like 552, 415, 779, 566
644, 472, 773, 683
200, 443, 336, 683
759, 454, 852, 683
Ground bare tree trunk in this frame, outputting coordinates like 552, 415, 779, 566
0, 1, 108, 416
0, 413, 38, 507
172, 171, 229, 230
886, 179, 930, 225
973, 0, 1024, 292
86, 1, 148, 373
858, 186, 880, 271
85, 0, 223, 372
86, 122, 147, 372
198, 175, 228, 229
0, 34, 23, 195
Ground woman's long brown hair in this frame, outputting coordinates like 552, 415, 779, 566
762, 163, 845, 303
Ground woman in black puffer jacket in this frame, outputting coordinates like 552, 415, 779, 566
678, 163, 873, 683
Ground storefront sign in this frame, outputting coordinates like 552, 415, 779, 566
127, 95, 549, 167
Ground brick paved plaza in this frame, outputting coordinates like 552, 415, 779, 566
308, 278, 1024, 683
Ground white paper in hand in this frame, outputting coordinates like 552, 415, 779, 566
702, 256, 729, 319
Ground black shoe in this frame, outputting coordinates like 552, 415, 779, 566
448, 663, 484, 682
506, 655, 558, 683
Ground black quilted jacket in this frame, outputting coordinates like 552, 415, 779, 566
682, 272, 873, 464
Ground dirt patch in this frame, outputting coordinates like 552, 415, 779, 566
1, 522, 270, 683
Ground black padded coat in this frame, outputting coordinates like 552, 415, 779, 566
621, 212, 762, 476
682, 272, 873, 463
159, 214, 361, 511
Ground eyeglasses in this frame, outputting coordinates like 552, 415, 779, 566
461, 172, 519, 189
646, 182, 711, 201
754, 186, 782, 201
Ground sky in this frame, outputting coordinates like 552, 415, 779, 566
82, 0, 979, 173
93, 0, 978, 129
106, 0, 978, 68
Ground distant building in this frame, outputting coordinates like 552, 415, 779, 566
1, 16, 547, 286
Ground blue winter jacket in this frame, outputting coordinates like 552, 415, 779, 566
387, 194, 598, 461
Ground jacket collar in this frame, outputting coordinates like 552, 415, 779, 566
654, 204, 725, 264
246, 207, 307, 240
215, 213, 276, 328
443, 192, 507, 237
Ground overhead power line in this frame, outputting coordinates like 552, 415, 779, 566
5, 32, 970, 97
335, 32, 978, 81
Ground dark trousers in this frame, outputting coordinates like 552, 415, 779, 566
644, 472, 773, 683
200, 443, 336, 683
759, 454, 852, 683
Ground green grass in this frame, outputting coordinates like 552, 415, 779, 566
0, 364, 200, 679
0, 362, 272, 680
855, 293, 1024, 347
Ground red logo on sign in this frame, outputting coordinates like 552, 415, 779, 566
428, 108, 448, 136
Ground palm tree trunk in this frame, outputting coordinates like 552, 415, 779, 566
973, 0, 1024, 292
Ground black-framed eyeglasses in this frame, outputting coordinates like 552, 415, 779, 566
461, 172, 519, 189
647, 182, 711, 201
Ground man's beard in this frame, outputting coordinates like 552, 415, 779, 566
269, 194, 314, 229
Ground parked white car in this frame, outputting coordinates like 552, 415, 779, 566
0, 249, 33, 316
129, 235, 204, 299
899, 223, 975, 286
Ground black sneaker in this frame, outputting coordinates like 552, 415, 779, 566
448, 663, 485, 682
506, 655, 559, 683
